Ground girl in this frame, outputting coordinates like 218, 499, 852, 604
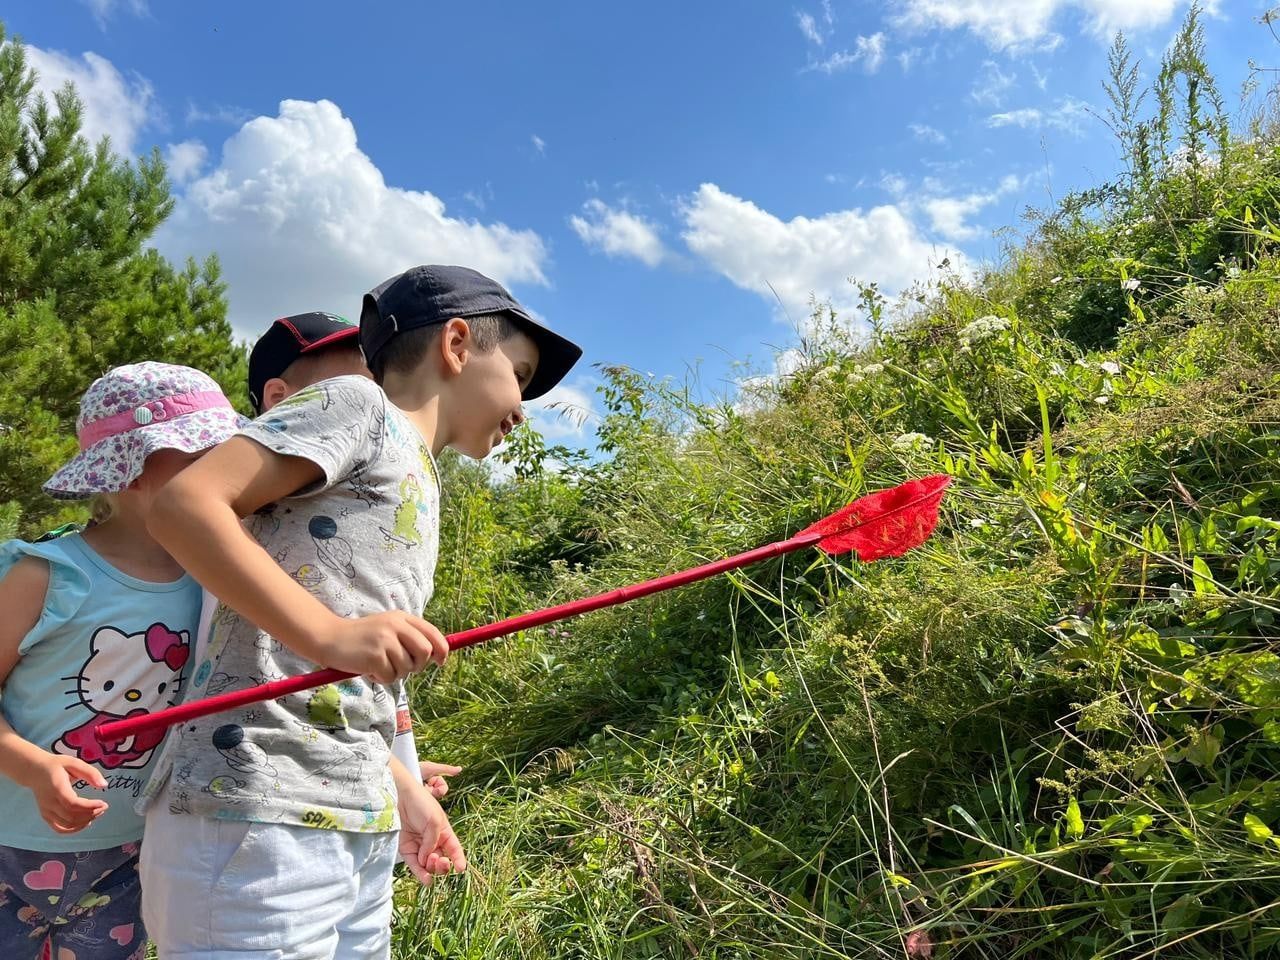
0, 362, 245, 960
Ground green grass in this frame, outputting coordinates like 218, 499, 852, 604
391, 17, 1280, 959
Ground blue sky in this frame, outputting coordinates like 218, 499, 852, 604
6, 0, 1271, 443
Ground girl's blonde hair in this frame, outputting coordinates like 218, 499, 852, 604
89, 493, 118, 524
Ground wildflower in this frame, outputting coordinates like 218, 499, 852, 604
1122, 278, 1140, 292
1050, 276, 1063, 284
1099, 361, 1120, 375
892, 432, 934, 452
1095, 395, 1110, 405
968, 517, 986, 529
957, 315, 1010, 352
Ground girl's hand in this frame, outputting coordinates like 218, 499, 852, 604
397, 780, 467, 886
25, 754, 108, 834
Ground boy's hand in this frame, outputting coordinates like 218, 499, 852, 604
318, 612, 449, 684
397, 779, 467, 885
25, 754, 108, 834
420, 760, 463, 799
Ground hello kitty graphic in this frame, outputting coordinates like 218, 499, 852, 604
54, 622, 190, 769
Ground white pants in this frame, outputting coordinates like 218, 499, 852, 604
140, 804, 397, 960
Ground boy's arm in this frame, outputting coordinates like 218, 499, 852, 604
390, 754, 467, 884
0, 558, 108, 832
149, 436, 446, 684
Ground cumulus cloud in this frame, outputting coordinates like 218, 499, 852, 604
894, 0, 1210, 51
24, 44, 155, 156
163, 139, 207, 184
680, 182, 963, 322
920, 174, 1023, 241
156, 99, 549, 336
569, 198, 667, 267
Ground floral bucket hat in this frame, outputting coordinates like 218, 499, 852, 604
44, 361, 249, 500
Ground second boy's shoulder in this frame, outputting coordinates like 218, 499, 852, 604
267, 374, 384, 419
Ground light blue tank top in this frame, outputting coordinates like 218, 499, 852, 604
0, 534, 201, 851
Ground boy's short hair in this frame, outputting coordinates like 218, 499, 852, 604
248, 313, 361, 412
360, 264, 582, 400
365, 312, 518, 383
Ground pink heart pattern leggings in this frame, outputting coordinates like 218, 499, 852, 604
0, 842, 145, 960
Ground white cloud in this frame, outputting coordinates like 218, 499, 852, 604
880, 172, 909, 196
532, 134, 546, 155
79, 0, 147, 25
570, 198, 667, 267
970, 60, 1015, 107
987, 97, 1091, 135
894, 0, 1203, 51
808, 32, 887, 74
156, 99, 549, 337
164, 140, 207, 184
186, 101, 252, 127
920, 174, 1023, 241
797, 11, 825, 45
909, 123, 948, 145
526, 379, 597, 442
680, 182, 964, 322
24, 45, 155, 156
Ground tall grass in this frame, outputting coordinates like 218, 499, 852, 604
395, 13, 1280, 958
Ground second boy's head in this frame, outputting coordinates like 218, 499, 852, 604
247, 312, 368, 414
360, 265, 582, 459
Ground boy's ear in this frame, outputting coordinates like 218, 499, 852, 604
260, 377, 290, 413
438, 317, 472, 376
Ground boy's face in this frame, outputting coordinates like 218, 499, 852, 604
450, 330, 539, 459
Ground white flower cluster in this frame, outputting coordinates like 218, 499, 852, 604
848, 361, 886, 384
892, 432, 934, 452
957, 315, 1011, 352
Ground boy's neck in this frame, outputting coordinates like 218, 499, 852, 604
380, 378, 448, 457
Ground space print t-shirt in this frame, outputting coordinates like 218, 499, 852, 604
142, 375, 440, 833
0, 534, 200, 851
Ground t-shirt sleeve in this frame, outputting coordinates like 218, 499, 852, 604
237, 375, 385, 495
0, 539, 91, 655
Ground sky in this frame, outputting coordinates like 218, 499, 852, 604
5, 0, 1273, 445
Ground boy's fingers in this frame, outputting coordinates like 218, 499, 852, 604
426, 776, 448, 799
436, 829, 467, 872
409, 616, 449, 666
420, 761, 463, 778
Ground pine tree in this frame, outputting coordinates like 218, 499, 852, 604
0, 22, 248, 535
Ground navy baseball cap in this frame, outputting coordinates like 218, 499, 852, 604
360, 265, 582, 401
247, 312, 359, 412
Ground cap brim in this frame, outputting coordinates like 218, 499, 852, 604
514, 319, 583, 401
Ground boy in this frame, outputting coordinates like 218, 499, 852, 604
139, 266, 582, 957
244, 311, 460, 799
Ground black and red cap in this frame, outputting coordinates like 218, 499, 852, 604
247, 312, 359, 412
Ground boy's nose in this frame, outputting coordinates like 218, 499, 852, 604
512, 406, 525, 425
